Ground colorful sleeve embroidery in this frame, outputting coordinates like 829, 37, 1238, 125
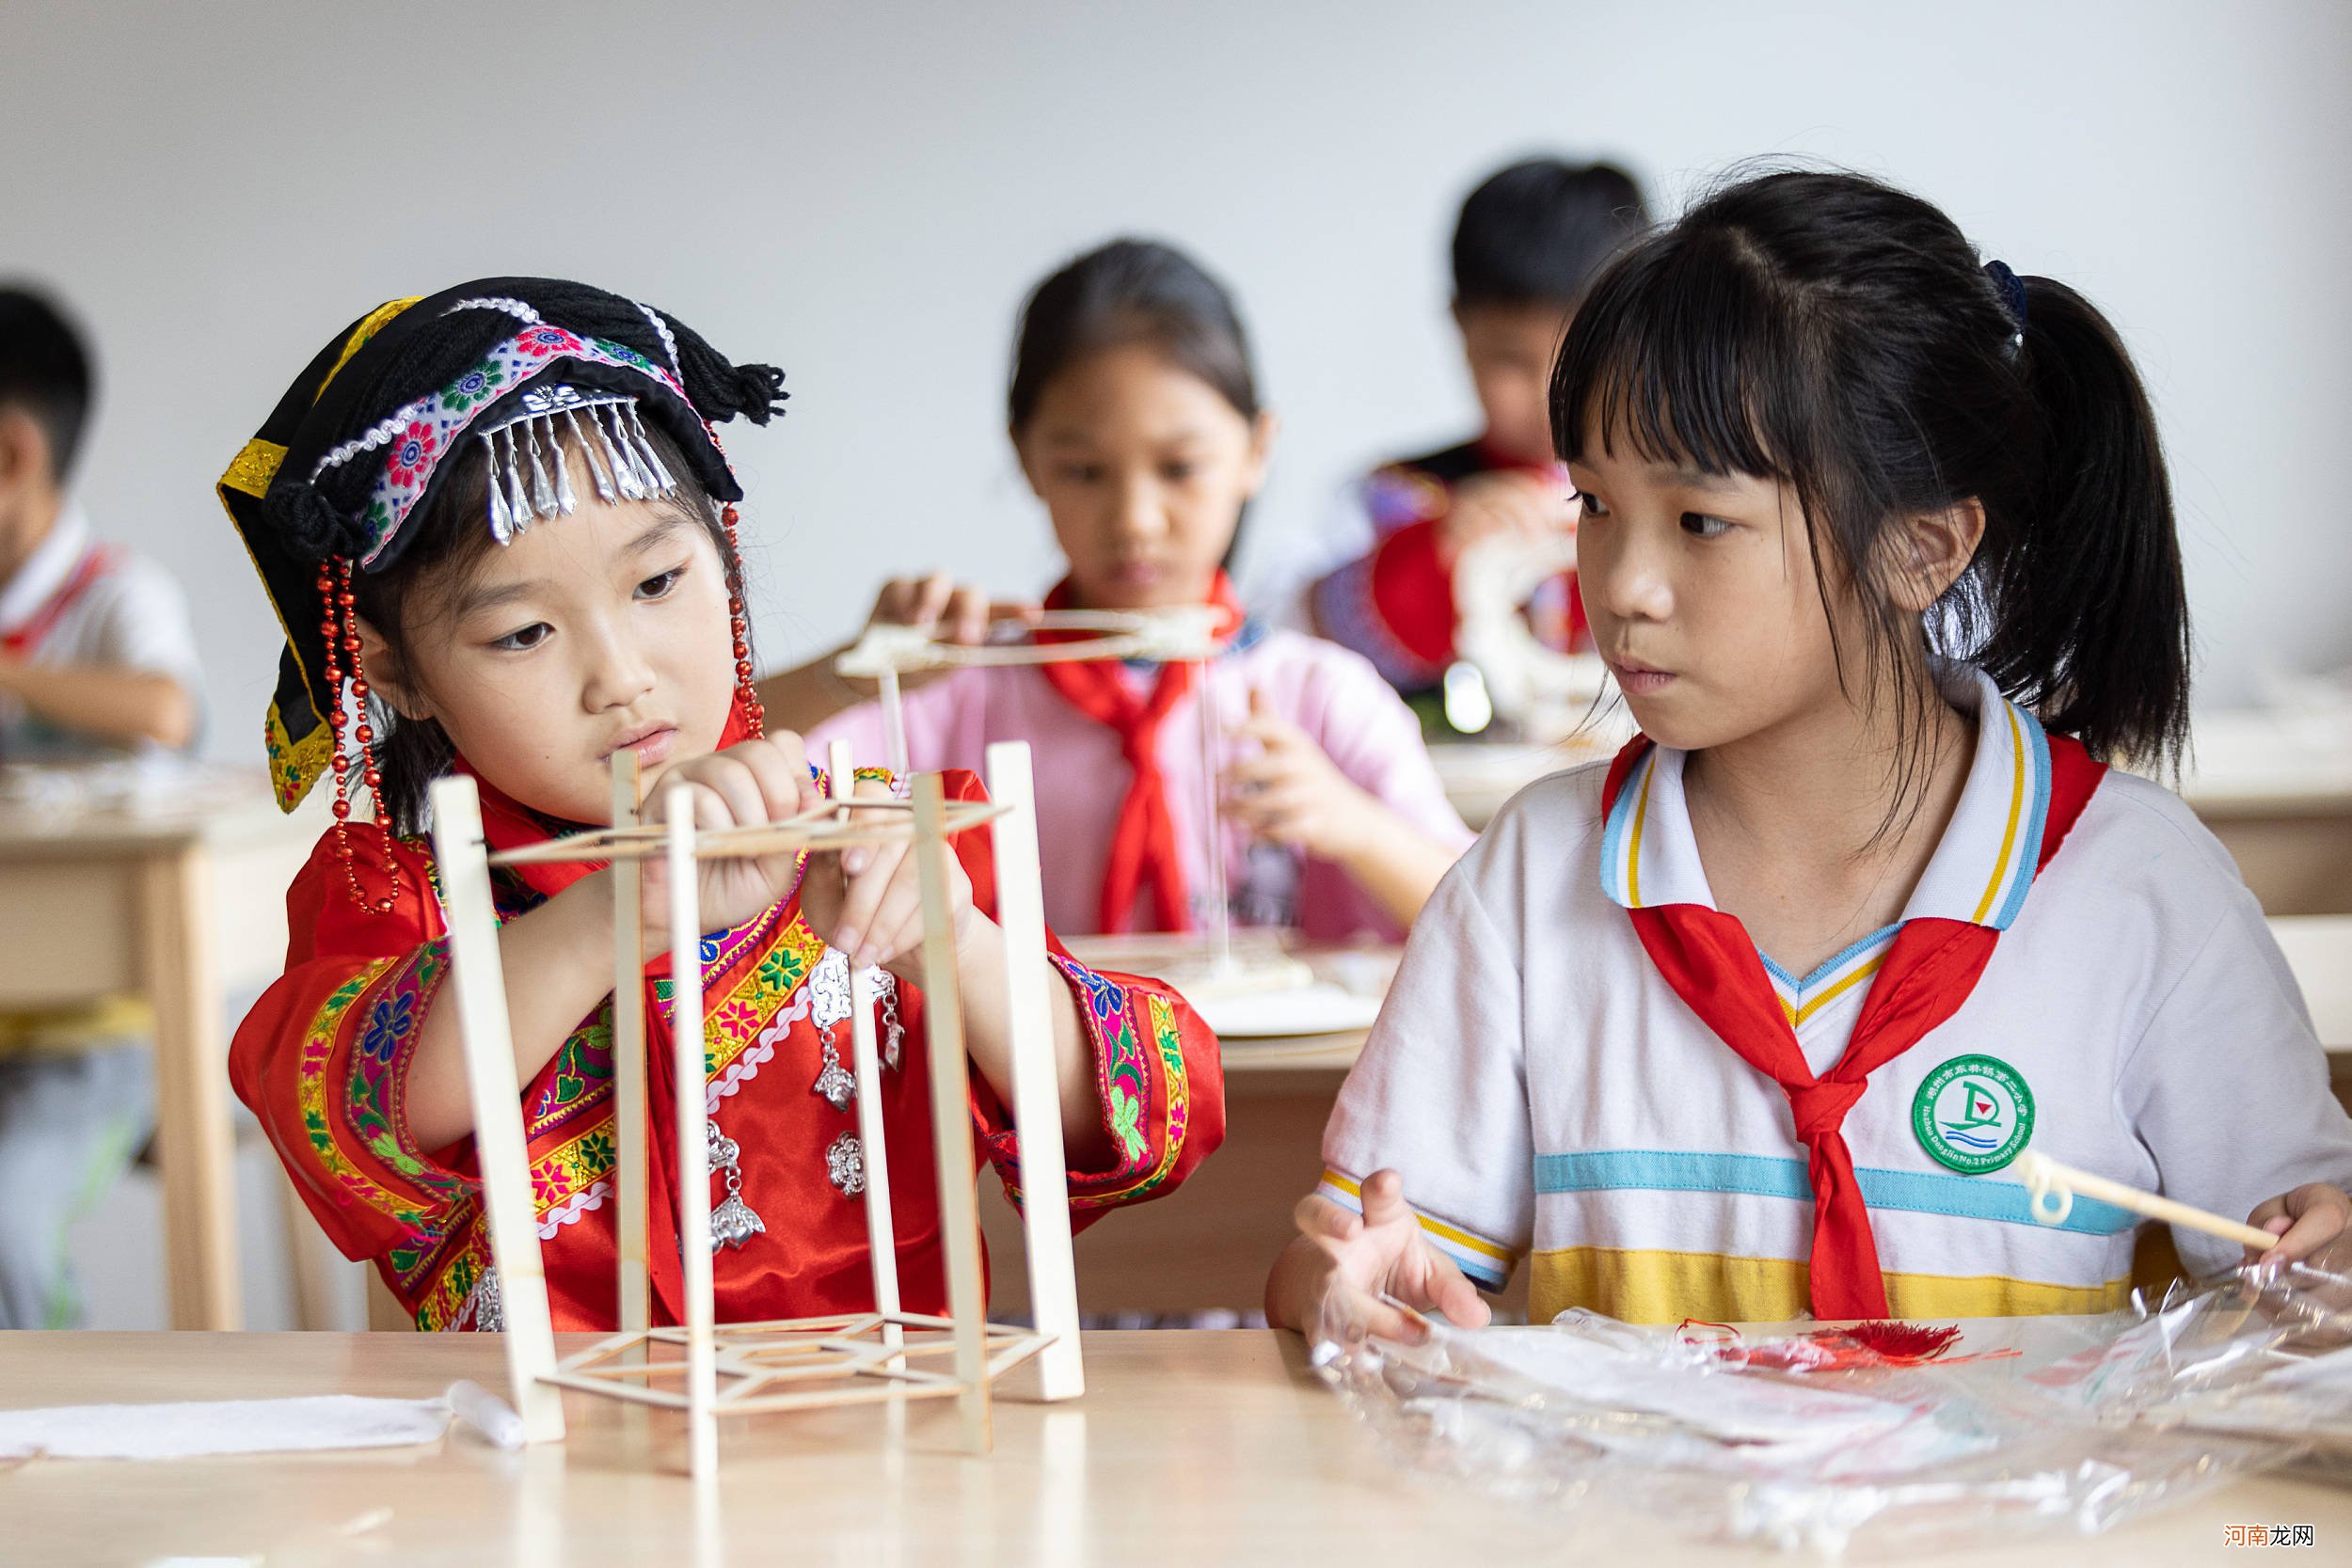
971, 956, 1226, 1230
230, 828, 485, 1289
238, 936, 473, 1273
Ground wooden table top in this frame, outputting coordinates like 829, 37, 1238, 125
2, 1329, 2344, 1566
0, 764, 304, 858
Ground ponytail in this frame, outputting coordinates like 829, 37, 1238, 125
1975, 278, 2189, 768
1553, 169, 2194, 780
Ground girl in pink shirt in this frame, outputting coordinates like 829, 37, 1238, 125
782, 240, 1470, 942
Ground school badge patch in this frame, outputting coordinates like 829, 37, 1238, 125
1911, 1053, 2035, 1174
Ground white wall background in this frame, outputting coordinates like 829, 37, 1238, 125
4, 0, 2347, 766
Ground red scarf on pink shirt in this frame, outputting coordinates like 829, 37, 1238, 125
1035, 573, 1245, 935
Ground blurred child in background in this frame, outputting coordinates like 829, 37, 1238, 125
790, 241, 1471, 941
0, 286, 201, 1326
1256, 159, 1647, 721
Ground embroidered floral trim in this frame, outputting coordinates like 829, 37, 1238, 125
537, 1180, 611, 1240
984, 964, 1194, 1212
656, 911, 827, 1081
1067, 960, 1153, 1173
707, 980, 816, 1113
263, 701, 331, 813
311, 325, 688, 567
529, 1123, 617, 1217
1056, 960, 1193, 1208
527, 1005, 614, 1141
343, 940, 469, 1207
412, 1229, 493, 1331
294, 959, 446, 1240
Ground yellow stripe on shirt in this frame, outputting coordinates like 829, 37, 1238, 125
1626, 754, 1655, 909
1320, 1169, 1515, 1262
1970, 703, 2030, 925
1530, 1244, 2131, 1325
1793, 957, 1884, 1026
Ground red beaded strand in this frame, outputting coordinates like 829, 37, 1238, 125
723, 503, 764, 737
317, 555, 402, 914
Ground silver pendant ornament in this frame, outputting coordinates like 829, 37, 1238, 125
808, 949, 857, 1111
825, 1131, 866, 1197
475, 384, 681, 545
707, 1119, 766, 1253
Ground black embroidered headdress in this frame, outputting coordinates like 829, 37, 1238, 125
216, 278, 785, 905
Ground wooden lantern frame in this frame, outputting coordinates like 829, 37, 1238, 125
426, 739, 1083, 1476
833, 604, 1236, 968
832, 606, 1223, 779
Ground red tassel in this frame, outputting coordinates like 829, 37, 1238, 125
1841, 1320, 1963, 1362
319, 555, 401, 915
1678, 1317, 2005, 1372
722, 503, 763, 738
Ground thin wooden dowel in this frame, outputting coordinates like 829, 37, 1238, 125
665, 786, 720, 1478
1195, 654, 1233, 973
426, 776, 566, 1445
830, 740, 904, 1363
834, 609, 1221, 678
913, 773, 992, 1455
610, 751, 649, 1338
536, 1374, 695, 1411
2018, 1152, 2278, 1251
487, 800, 1008, 867
880, 669, 909, 780
983, 741, 1084, 1402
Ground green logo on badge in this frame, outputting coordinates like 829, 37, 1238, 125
1911, 1054, 2035, 1173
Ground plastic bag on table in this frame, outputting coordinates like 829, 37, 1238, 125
1309, 1273, 2330, 1558
2032, 1259, 2352, 1447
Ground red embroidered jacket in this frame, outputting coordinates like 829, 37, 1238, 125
1310, 438, 1588, 696
231, 768, 1224, 1331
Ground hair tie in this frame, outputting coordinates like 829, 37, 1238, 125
1983, 259, 2029, 341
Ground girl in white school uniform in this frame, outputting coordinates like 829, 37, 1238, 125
1268, 170, 2352, 1335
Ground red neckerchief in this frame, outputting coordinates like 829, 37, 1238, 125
1035, 571, 1245, 935
1, 540, 117, 658
1599, 727, 2106, 1319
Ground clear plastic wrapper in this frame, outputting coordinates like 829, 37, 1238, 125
1311, 1263, 2352, 1557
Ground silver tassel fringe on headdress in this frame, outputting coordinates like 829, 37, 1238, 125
475, 384, 682, 544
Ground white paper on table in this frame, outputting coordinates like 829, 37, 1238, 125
0, 1393, 454, 1460
1462, 1327, 1997, 1479
1472, 1328, 1926, 1447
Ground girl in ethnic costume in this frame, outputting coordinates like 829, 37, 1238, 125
221, 279, 1222, 1330
1269, 172, 2352, 1336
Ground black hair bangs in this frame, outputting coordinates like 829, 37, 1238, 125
1549, 228, 1813, 487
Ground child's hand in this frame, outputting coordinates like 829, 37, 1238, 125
1437, 470, 1574, 567
2248, 1182, 2352, 1271
866, 572, 1038, 650
796, 775, 987, 987
1221, 689, 1380, 862
639, 734, 823, 951
1282, 1169, 1490, 1343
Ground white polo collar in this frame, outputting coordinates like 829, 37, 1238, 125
0, 506, 93, 634
1598, 666, 2052, 935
